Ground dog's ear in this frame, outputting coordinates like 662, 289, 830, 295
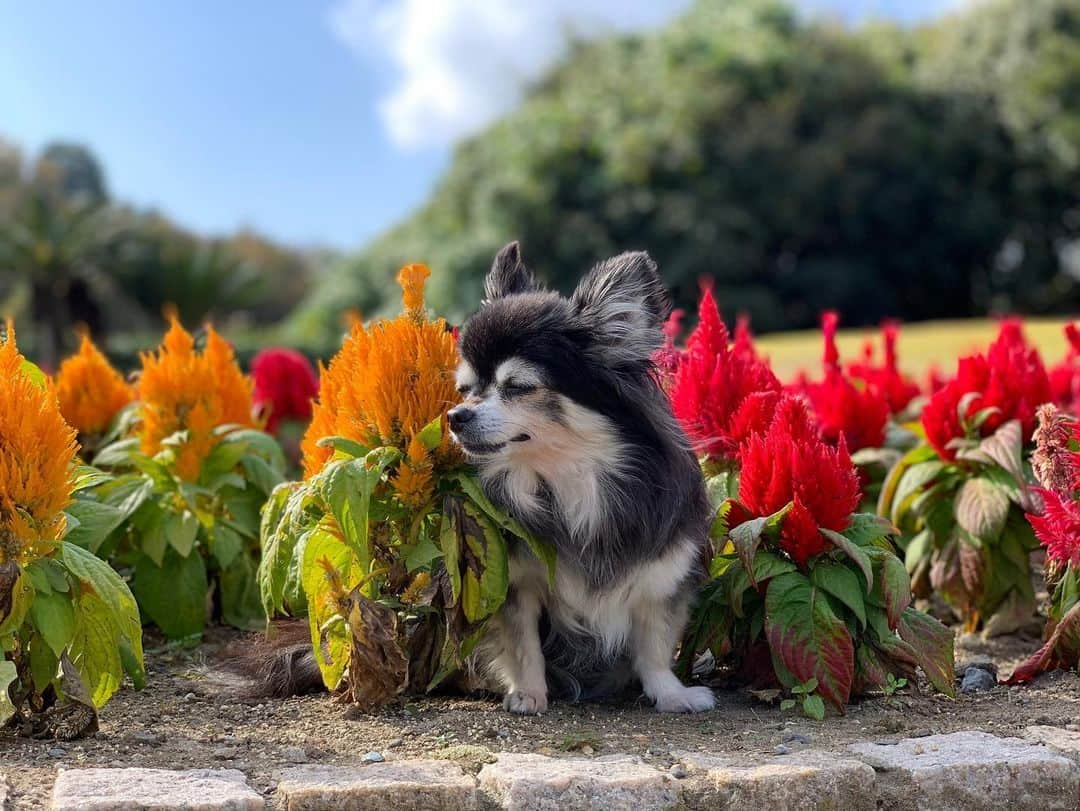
484, 241, 537, 300
571, 251, 671, 362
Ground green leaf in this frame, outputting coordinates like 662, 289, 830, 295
210, 523, 244, 569
779, 698, 796, 711
133, 550, 208, 640
764, 571, 854, 710
810, 562, 867, 629
802, 694, 826, 721
240, 455, 284, 495
29, 590, 77, 657
256, 482, 302, 617
28, 634, 59, 692
63, 498, 126, 552
954, 477, 1010, 542
316, 435, 371, 459
731, 502, 791, 588
219, 553, 264, 630
19, 357, 47, 388
302, 522, 359, 690
877, 444, 939, 518
705, 471, 733, 506
460, 502, 509, 623
842, 513, 898, 547
417, 414, 443, 451
890, 461, 946, 525
92, 437, 142, 469
0, 566, 34, 637
903, 528, 933, 575
0, 660, 17, 725
71, 466, 114, 493
67, 592, 123, 708
820, 528, 873, 591
59, 544, 143, 676
896, 607, 956, 698
405, 528, 444, 572
164, 509, 200, 558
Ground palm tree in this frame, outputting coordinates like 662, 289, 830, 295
0, 144, 123, 367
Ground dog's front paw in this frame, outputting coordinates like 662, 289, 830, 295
503, 690, 548, 715
653, 684, 716, 713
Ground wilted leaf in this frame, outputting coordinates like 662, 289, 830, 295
764, 571, 855, 710
343, 586, 408, 711
49, 655, 99, 739
1005, 602, 1080, 684
302, 521, 360, 690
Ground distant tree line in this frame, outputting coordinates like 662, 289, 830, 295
292, 0, 1080, 344
0, 141, 316, 366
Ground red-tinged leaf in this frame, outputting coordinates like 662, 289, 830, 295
1004, 601, 1080, 684
896, 607, 956, 698
821, 528, 873, 592
871, 552, 912, 629
854, 643, 890, 694
765, 571, 854, 711
955, 477, 1010, 542
958, 540, 984, 605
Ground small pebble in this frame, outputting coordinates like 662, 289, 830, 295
1067, 724, 1080, 732
213, 746, 239, 760
283, 746, 309, 763
47, 748, 66, 758
182, 692, 197, 702
960, 667, 997, 693
782, 731, 810, 745
133, 730, 161, 745
386, 738, 404, 748
774, 744, 790, 756
362, 751, 385, 764
670, 764, 688, 779
580, 745, 594, 756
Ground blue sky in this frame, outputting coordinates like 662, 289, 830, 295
0, 1, 962, 251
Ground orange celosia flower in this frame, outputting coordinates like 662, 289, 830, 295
0, 322, 79, 564
300, 265, 461, 499
138, 318, 255, 481
54, 333, 134, 438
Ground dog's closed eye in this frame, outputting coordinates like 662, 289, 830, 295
500, 381, 537, 397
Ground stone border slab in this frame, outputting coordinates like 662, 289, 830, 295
477, 753, 680, 810
51, 767, 263, 811
849, 730, 1080, 811
675, 749, 877, 810
1024, 725, 1080, 757
0, 773, 8, 811
276, 761, 478, 810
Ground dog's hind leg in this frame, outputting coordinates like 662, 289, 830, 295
492, 588, 549, 714
630, 596, 716, 713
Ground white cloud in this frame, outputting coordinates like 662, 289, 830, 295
328, 0, 967, 151
327, 0, 690, 149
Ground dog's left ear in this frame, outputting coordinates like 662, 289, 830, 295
571, 251, 671, 362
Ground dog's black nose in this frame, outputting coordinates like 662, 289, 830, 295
447, 406, 475, 430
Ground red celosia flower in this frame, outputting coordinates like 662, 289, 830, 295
1028, 489, 1080, 569
251, 348, 319, 433
1049, 323, 1080, 415
735, 396, 861, 566
848, 321, 920, 415
796, 312, 889, 452
922, 319, 1052, 460
653, 308, 685, 383
669, 288, 781, 462
924, 365, 948, 396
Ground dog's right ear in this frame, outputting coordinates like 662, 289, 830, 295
484, 241, 537, 300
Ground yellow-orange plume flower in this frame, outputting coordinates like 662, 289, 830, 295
54, 333, 134, 438
300, 264, 461, 488
0, 322, 78, 564
138, 318, 255, 481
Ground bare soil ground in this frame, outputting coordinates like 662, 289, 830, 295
4, 626, 1078, 809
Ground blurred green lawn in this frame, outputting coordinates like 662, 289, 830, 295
757, 318, 1076, 382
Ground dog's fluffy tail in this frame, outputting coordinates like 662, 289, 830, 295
227, 620, 325, 698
